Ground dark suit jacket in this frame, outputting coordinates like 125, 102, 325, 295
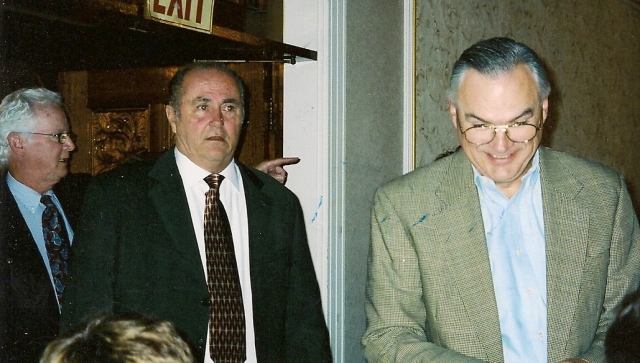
0, 172, 90, 363
61, 149, 332, 362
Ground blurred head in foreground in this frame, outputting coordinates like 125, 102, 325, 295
40, 314, 194, 363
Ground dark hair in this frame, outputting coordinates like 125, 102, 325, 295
39, 314, 194, 363
447, 37, 551, 106
167, 62, 246, 121
605, 289, 640, 362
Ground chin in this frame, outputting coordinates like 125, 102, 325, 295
55, 167, 69, 178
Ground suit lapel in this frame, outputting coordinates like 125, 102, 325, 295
1, 176, 35, 251
146, 156, 273, 288
539, 148, 589, 359
427, 149, 589, 360
433, 151, 504, 361
236, 163, 280, 338
236, 164, 272, 271
147, 151, 202, 270
0, 174, 58, 319
1, 175, 50, 279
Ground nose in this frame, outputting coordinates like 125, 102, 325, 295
64, 137, 76, 152
210, 109, 224, 126
490, 127, 511, 151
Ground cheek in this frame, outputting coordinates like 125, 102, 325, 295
179, 122, 204, 141
41, 146, 62, 160
464, 143, 483, 156
226, 122, 243, 136
520, 141, 538, 157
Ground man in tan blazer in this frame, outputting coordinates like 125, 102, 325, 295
362, 37, 640, 363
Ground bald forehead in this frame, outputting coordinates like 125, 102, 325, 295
456, 65, 542, 123
184, 68, 240, 90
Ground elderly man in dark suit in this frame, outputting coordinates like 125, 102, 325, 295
0, 88, 88, 362
61, 62, 332, 363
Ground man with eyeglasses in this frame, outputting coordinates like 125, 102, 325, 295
362, 37, 640, 363
0, 87, 89, 362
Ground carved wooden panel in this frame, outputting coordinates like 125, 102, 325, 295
92, 110, 150, 174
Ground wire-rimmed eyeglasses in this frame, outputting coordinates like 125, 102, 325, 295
23, 131, 78, 145
459, 119, 541, 146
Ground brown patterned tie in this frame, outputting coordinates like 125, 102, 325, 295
203, 174, 246, 362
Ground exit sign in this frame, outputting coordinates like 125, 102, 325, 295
145, 0, 215, 33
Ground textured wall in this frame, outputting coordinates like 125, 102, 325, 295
345, 1, 405, 362
415, 0, 640, 210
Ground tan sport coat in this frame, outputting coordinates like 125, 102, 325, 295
362, 147, 640, 363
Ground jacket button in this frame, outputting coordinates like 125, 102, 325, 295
201, 297, 211, 306
6, 258, 13, 264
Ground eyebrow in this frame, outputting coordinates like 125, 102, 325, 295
221, 98, 240, 105
192, 97, 211, 104
464, 107, 535, 124
191, 97, 240, 105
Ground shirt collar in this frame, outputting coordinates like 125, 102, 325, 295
6, 172, 54, 212
173, 148, 241, 192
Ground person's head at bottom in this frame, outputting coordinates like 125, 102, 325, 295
40, 313, 194, 363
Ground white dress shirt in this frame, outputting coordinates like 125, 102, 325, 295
175, 149, 257, 363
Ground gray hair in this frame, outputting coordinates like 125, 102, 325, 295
0, 88, 64, 168
447, 37, 551, 106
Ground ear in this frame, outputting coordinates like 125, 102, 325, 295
8, 132, 25, 152
448, 100, 459, 129
541, 97, 549, 125
165, 105, 178, 134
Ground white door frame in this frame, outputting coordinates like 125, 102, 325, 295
282, 0, 414, 361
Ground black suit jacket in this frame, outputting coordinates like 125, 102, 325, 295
0, 172, 90, 362
61, 149, 332, 362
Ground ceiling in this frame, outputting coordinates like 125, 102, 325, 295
0, 0, 315, 75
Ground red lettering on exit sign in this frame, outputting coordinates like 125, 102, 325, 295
146, 0, 214, 33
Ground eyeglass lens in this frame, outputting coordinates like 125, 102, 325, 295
464, 124, 538, 145
58, 132, 77, 144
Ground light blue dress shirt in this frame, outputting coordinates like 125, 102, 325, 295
474, 151, 547, 363
6, 172, 74, 309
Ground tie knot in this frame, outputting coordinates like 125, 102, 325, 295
204, 174, 225, 191
41, 194, 55, 207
